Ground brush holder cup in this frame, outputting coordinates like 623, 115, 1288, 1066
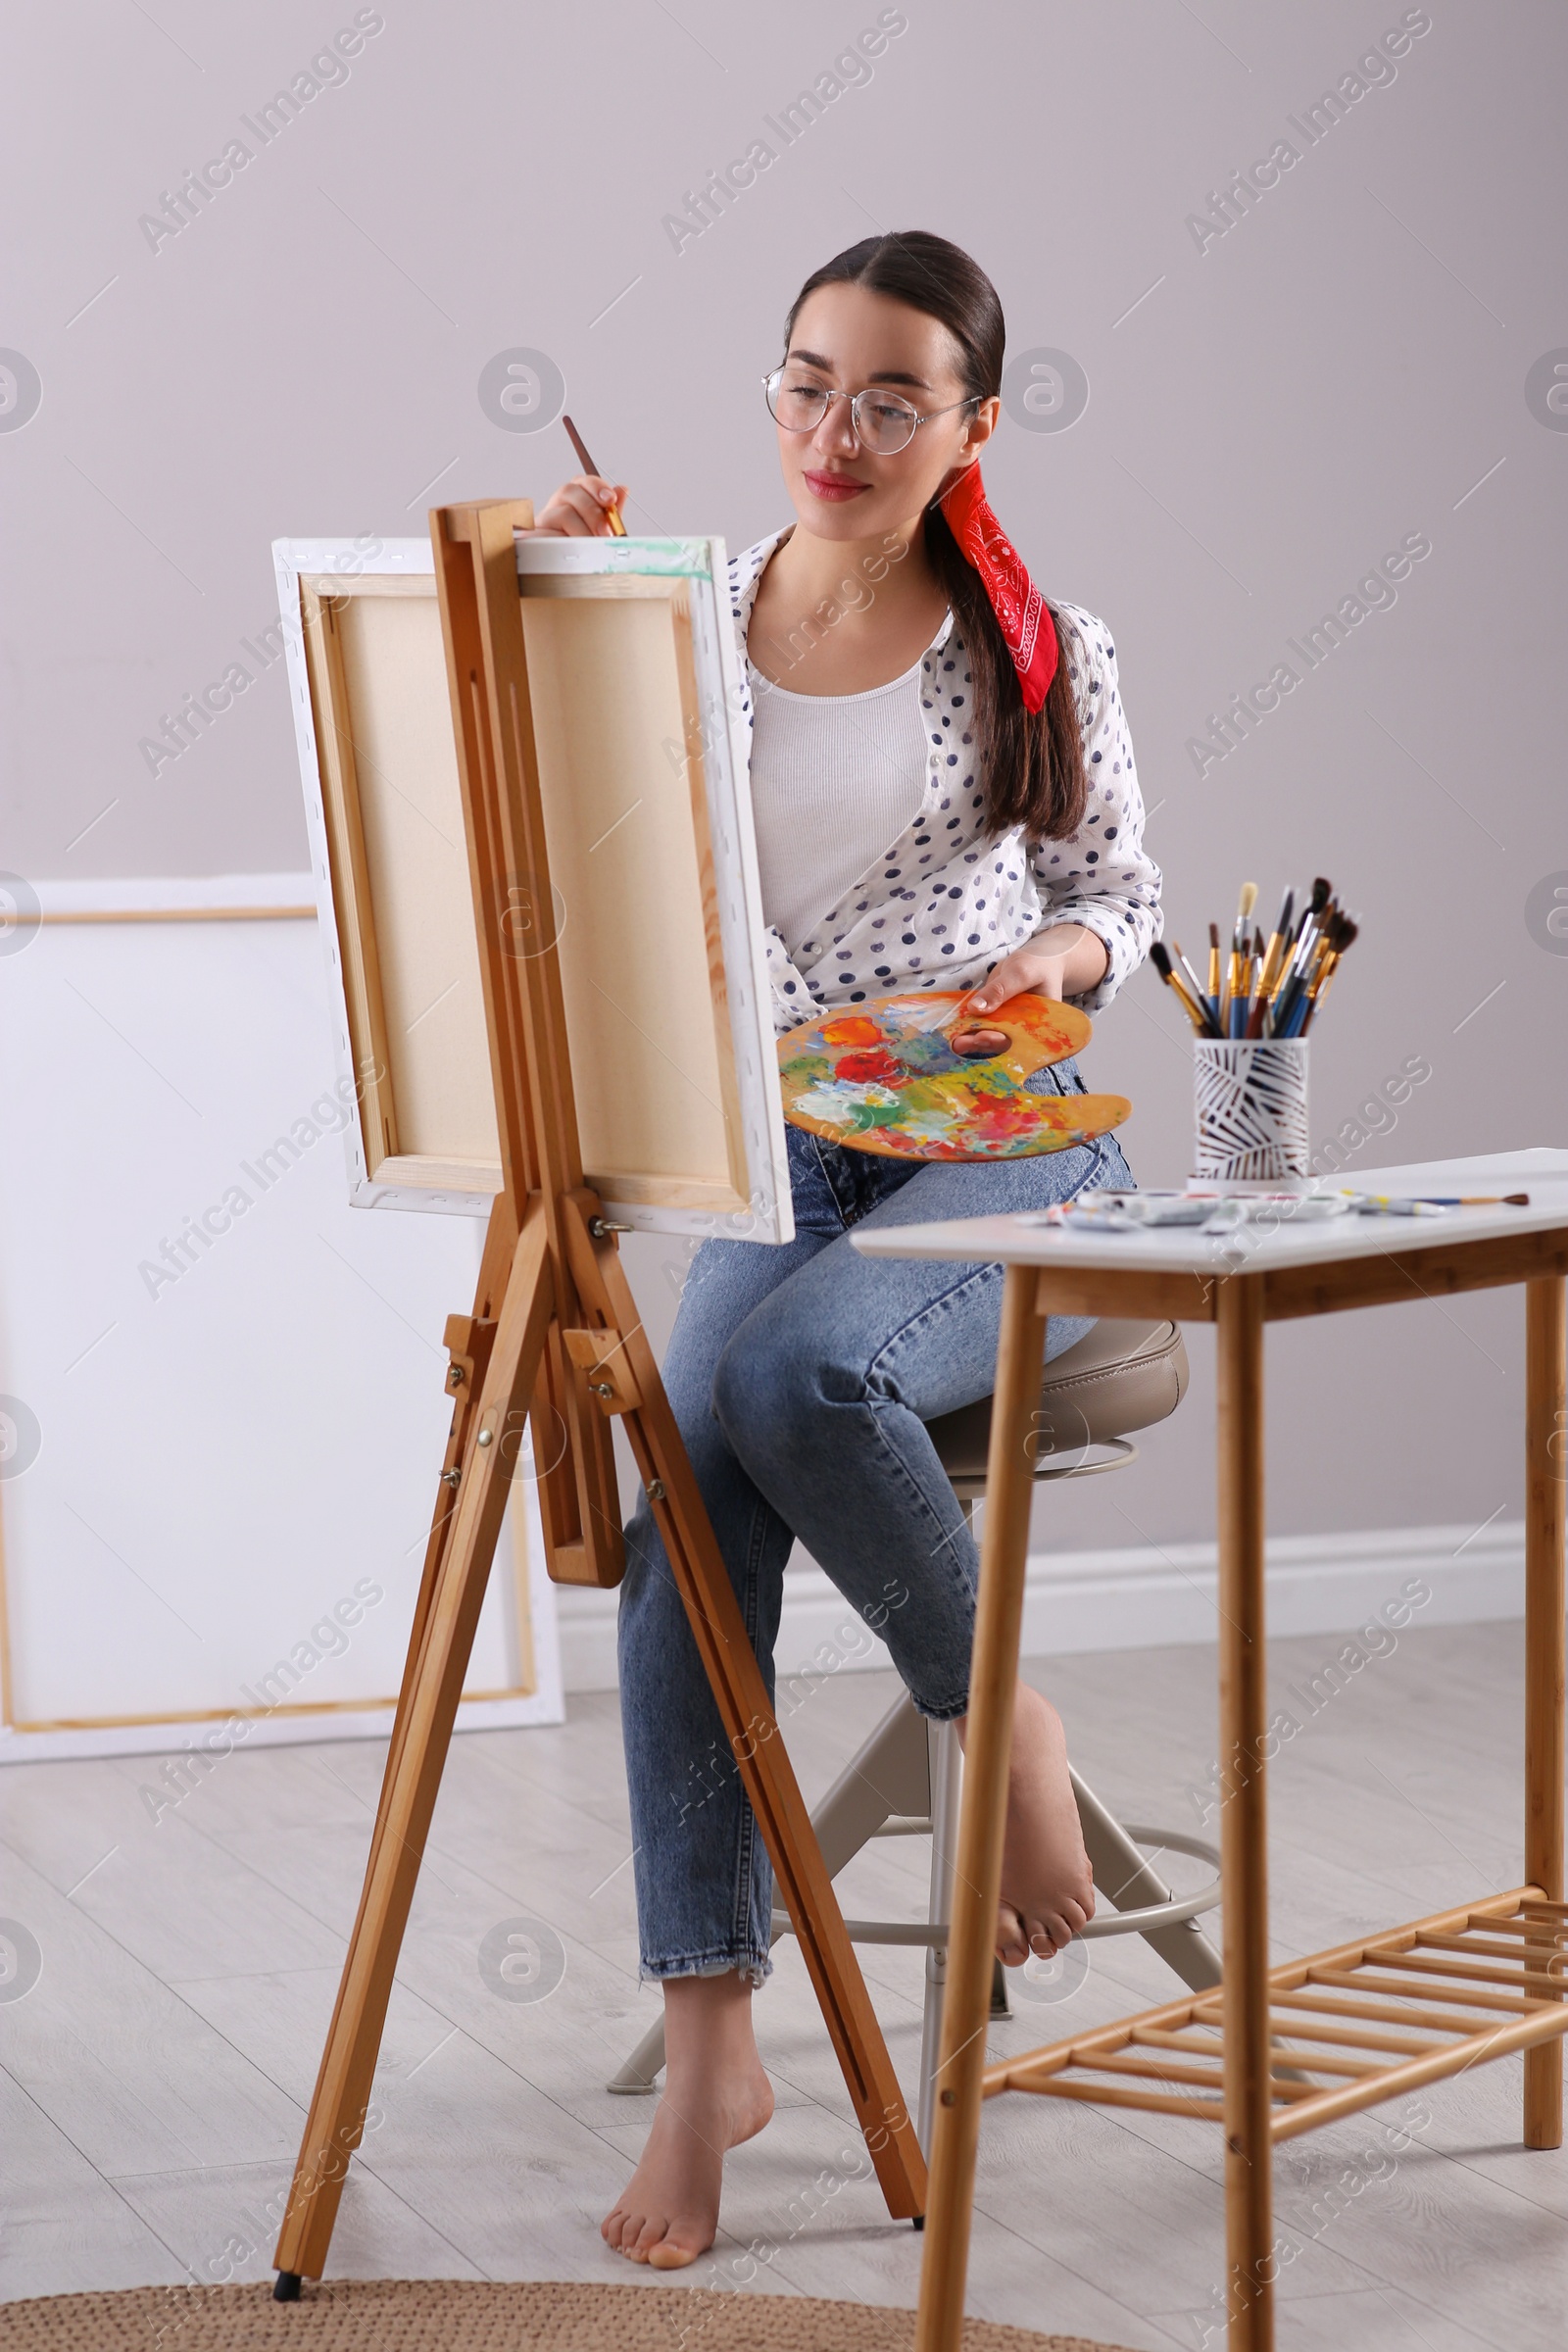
1192, 1037, 1310, 1187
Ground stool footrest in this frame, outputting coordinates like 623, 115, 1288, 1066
773, 1911, 946, 1947
770, 1820, 1222, 1952
1078, 1824, 1221, 1936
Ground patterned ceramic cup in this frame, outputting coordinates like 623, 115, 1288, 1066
1193, 1038, 1309, 1184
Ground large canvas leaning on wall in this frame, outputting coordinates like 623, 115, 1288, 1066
0, 888, 562, 1760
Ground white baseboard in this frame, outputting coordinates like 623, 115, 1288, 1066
556, 1520, 1524, 1695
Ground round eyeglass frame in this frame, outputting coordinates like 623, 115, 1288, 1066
762, 368, 979, 457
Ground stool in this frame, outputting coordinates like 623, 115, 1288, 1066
608, 1317, 1222, 2156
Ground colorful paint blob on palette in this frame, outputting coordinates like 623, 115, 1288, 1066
776, 992, 1132, 1162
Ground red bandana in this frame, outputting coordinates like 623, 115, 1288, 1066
938, 463, 1057, 713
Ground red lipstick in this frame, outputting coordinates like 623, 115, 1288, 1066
804, 469, 869, 503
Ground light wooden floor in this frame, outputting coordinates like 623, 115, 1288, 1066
3, 1618, 1565, 2349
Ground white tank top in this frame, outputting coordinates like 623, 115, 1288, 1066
746, 653, 933, 959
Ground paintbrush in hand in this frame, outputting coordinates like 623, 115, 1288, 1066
562, 415, 626, 536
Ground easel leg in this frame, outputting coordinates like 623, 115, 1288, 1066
343, 1200, 514, 1921
1525, 1274, 1567, 2149
1217, 1276, 1273, 2351
271, 1206, 556, 2288
915, 1266, 1046, 2352
564, 1200, 927, 2222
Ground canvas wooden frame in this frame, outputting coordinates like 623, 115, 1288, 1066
273, 533, 791, 1243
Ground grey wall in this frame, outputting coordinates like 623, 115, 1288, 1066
6, 1, 1565, 1548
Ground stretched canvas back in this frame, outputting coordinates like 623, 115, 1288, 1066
275, 534, 790, 1242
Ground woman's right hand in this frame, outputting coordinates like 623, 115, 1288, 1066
522, 472, 629, 537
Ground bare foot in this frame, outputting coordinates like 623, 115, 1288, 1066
601, 1971, 774, 2270
960, 1680, 1095, 1966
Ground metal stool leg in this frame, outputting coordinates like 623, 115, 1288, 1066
608, 1528, 1223, 2104
915, 1748, 1221, 2147
607, 1685, 1226, 2094
606, 2009, 666, 2095
917, 1716, 963, 2153
1071, 1766, 1223, 1994
806, 1690, 933, 1874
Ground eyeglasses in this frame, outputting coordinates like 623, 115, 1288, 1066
762, 367, 979, 457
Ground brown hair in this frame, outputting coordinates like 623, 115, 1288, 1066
783, 229, 1087, 844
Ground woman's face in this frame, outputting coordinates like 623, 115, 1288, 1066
773, 282, 998, 543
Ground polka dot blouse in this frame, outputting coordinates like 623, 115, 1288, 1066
729, 528, 1164, 1036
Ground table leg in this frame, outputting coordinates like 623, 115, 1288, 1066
1217, 1275, 1273, 2351
915, 1265, 1047, 2352
1525, 1274, 1567, 2150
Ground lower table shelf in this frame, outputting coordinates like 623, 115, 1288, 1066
983, 1887, 1568, 2142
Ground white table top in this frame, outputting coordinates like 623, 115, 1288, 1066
850, 1149, 1568, 1275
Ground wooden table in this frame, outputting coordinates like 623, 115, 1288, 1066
852, 1148, 1568, 2351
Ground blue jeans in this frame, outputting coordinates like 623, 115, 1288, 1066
615, 1057, 1133, 1982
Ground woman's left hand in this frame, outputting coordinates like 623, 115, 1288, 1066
964, 923, 1108, 1014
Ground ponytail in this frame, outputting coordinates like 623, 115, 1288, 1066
923, 500, 1086, 843
784, 229, 1087, 846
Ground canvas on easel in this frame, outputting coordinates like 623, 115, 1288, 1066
265, 505, 926, 2298
275, 533, 791, 1238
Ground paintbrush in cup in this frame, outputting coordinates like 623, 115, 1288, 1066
1299, 912, 1358, 1031
1267, 877, 1331, 1034
1151, 942, 1218, 1035
1226, 881, 1256, 1036
1171, 941, 1211, 1014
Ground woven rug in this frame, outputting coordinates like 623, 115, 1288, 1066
0, 2278, 1135, 2350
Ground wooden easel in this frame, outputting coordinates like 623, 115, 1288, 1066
270, 500, 926, 2295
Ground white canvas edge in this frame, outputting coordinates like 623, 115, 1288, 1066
650, 533, 794, 1250
32, 874, 318, 917
0, 1692, 563, 1768
271, 537, 500, 1216
270, 532, 793, 1244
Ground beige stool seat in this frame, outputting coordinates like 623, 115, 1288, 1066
924, 1314, 1190, 1487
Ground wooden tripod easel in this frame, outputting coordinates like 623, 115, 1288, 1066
270, 499, 926, 2295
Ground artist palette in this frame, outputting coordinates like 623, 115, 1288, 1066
777, 992, 1131, 1162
